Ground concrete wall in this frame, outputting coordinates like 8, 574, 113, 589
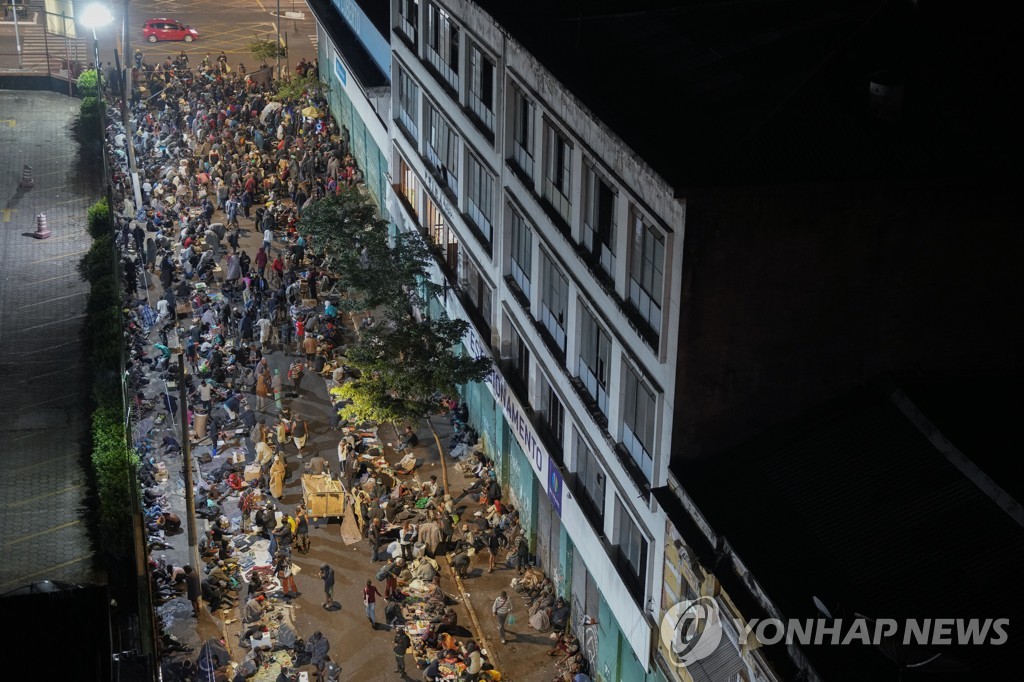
672, 180, 1024, 461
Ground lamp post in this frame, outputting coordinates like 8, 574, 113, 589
80, 3, 114, 212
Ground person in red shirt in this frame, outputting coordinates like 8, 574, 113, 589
363, 579, 382, 628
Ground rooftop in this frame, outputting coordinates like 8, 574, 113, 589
677, 381, 1024, 678
475, 0, 1020, 190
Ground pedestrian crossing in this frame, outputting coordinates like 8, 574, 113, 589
1, 22, 90, 76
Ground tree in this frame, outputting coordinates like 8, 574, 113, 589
248, 38, 287, 66
275, 73, 320, 100
301, 189, 438, 316
338, 314, 492, 492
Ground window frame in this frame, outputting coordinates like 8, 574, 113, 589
426, 103, 459, 196
621, 365, 656, 482
538, 250, 568, 357
582, 160, 617, 278
542, 122, 572, 224
539, 375, 565, 460
627, 209, 665, 337
510, 83, 535, 178
508, 208, 532, 299
614, 496, 649, 599
396, 0, 419, 45
396, 66, 420, 142
573, 428, 606, 528
465, 153, 494, 243
426, 198, 458, 277
468, 42, 496, 131
576, 305, 610, 417
398, 156, 419, 221
458, 252, 493, 337
425, 1, 460, 90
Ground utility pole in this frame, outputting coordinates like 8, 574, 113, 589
276, 0, 282, 79
118, 0, 143, 211
11, 1, 23, 69
176, 351, 199, 563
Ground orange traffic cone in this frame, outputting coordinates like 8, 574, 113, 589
20, 164, 34, 188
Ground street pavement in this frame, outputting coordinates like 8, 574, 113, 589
0, 90, 102, 592
144, 207, 568, 680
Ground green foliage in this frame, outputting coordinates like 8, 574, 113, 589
338, 314, 492, 426
249, 38, 287, 65
275, 74, 320, 100
90, 403, 137, 557
77, 69, 99, 97
301, 190, 436, 315
86, 198, 112, 240
79, 96, 101, 136
78, 232, 114, 283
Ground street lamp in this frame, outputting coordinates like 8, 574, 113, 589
80, 3, 114, 205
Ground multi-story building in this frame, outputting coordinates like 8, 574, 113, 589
328, 0, 1020, 680
386, 1, 690, 679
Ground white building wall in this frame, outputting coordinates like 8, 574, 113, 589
387, 0, 687, 669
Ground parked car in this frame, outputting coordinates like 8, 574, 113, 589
142, 18, 199, 43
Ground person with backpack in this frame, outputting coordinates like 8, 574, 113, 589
393, 627, 411, 674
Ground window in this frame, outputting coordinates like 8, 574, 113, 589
426, 1, 459, 90
538, 251, 568, 356
628, 210, 665, 337
468, 43, 495, 131
582, 161, 616, 277
622, 366, 656, 481
398, 157, 419, 220
397, 66, 419, 142
458, 253, 493, 337
508, 322, 530, 400
539, 376, 565, 459
510, 84, 535, 178
426, 104, 459, 195
574, 428, 605, 526
396, 0, 419, 44
577, 306, 610, 417
426, 198, 458, 276
614, 496, 648, 597
508, 208, 532, 299
466, 154, 494, 243
543, 123, 572, 224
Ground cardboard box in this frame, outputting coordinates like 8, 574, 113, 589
231, 451, 246, 464
243, 464, 261, 481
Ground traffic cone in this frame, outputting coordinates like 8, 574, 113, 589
19, 165, 34, 188
33, 214, 51, 239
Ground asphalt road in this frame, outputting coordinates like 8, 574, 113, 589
93, 0, 317, 77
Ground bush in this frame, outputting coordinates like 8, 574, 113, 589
77, 69, 99, 97
79, 96, 101, 137
249, 38, 286, 65
86, 198, 112, 240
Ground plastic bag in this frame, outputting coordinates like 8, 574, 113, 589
506, 613, 517, 626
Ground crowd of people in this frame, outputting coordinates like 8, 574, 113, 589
102, 46, 592, 681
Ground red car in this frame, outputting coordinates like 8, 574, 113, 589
143, 18, 199, 43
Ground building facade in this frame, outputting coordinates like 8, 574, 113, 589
309, 0, 391, 211
385, 1, 693, 678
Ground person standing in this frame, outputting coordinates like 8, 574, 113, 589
368, 517, 382, 562
274, 552, 299, 598
184, 565, 201, 618
319, 563, 336, 609
288, 357, 305, 395
393, 627, 411, 675
398, 521, 417, 561
295, 505, 310, 553
272, 368, 284, 411
363, 579, 382, 628
492, 590, 513, 644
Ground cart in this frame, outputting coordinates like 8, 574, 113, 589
301, 474, 346, 518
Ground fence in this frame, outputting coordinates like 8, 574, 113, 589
0, 3, 91, 82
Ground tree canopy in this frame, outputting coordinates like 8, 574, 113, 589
300, 189, 439, 315
337, 315, 492, 426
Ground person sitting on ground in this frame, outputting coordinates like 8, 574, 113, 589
395, 425, 419, 452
